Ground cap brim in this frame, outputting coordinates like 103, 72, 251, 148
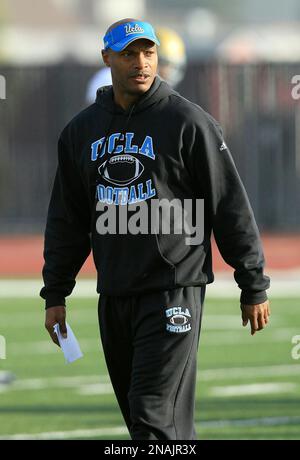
110, 35, 160, 52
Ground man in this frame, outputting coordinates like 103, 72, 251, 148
41, 18, 270, 440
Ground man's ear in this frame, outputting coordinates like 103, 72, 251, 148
102, 49, 110, 67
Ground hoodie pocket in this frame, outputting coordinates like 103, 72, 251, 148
155, 232, 176, 268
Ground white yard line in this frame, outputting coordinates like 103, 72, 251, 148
199, 364, 300, 381
4, 326, 298, 356
201, 328, 299, 344
0, 280, 99, 298
0, 374, 111, 393
0, 364, 299, 394
1, 416, 300, 439
0, 312, 284, 331
8, 339, 101, 355
2, 316, 285, 331
210, 382, 298, 397
76, 383, 113, 395
200, 415, 300, 428
0, 427, 128, 440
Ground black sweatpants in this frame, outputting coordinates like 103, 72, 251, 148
98, 286, 206, 440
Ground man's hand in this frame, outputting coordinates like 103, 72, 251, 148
45, 306, 67, 347
241, 300, 271, 336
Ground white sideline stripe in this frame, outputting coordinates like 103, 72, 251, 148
1, 416, 300, 439
0, 364, 299, 394
1, 276, 300, 298
210, 382, 298, 397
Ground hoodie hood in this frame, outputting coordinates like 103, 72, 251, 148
95, 76, 174, 115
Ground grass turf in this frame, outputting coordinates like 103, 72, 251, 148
0, 295, 299, 440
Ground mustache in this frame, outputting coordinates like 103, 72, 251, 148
129, 72, 151, 78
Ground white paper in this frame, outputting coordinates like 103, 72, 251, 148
53, 322, 83, 363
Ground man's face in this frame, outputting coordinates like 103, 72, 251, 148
102, 39, 158, 96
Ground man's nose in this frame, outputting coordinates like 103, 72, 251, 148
133, 52, 148, 69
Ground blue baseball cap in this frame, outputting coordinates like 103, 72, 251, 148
103, 21, 160, 52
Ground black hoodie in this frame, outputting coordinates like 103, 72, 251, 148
40, 77, 270, 307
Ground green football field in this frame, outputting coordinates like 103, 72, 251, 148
0, 294, 299, 440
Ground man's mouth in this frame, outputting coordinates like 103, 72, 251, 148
130, 73, 151, 83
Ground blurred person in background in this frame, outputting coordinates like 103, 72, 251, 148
85, 25, 186, 103
154, 26, 186, 88
41, 18, 270, 440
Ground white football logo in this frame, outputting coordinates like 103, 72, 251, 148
98, 155, 144, 186
170, 314, 188, 326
